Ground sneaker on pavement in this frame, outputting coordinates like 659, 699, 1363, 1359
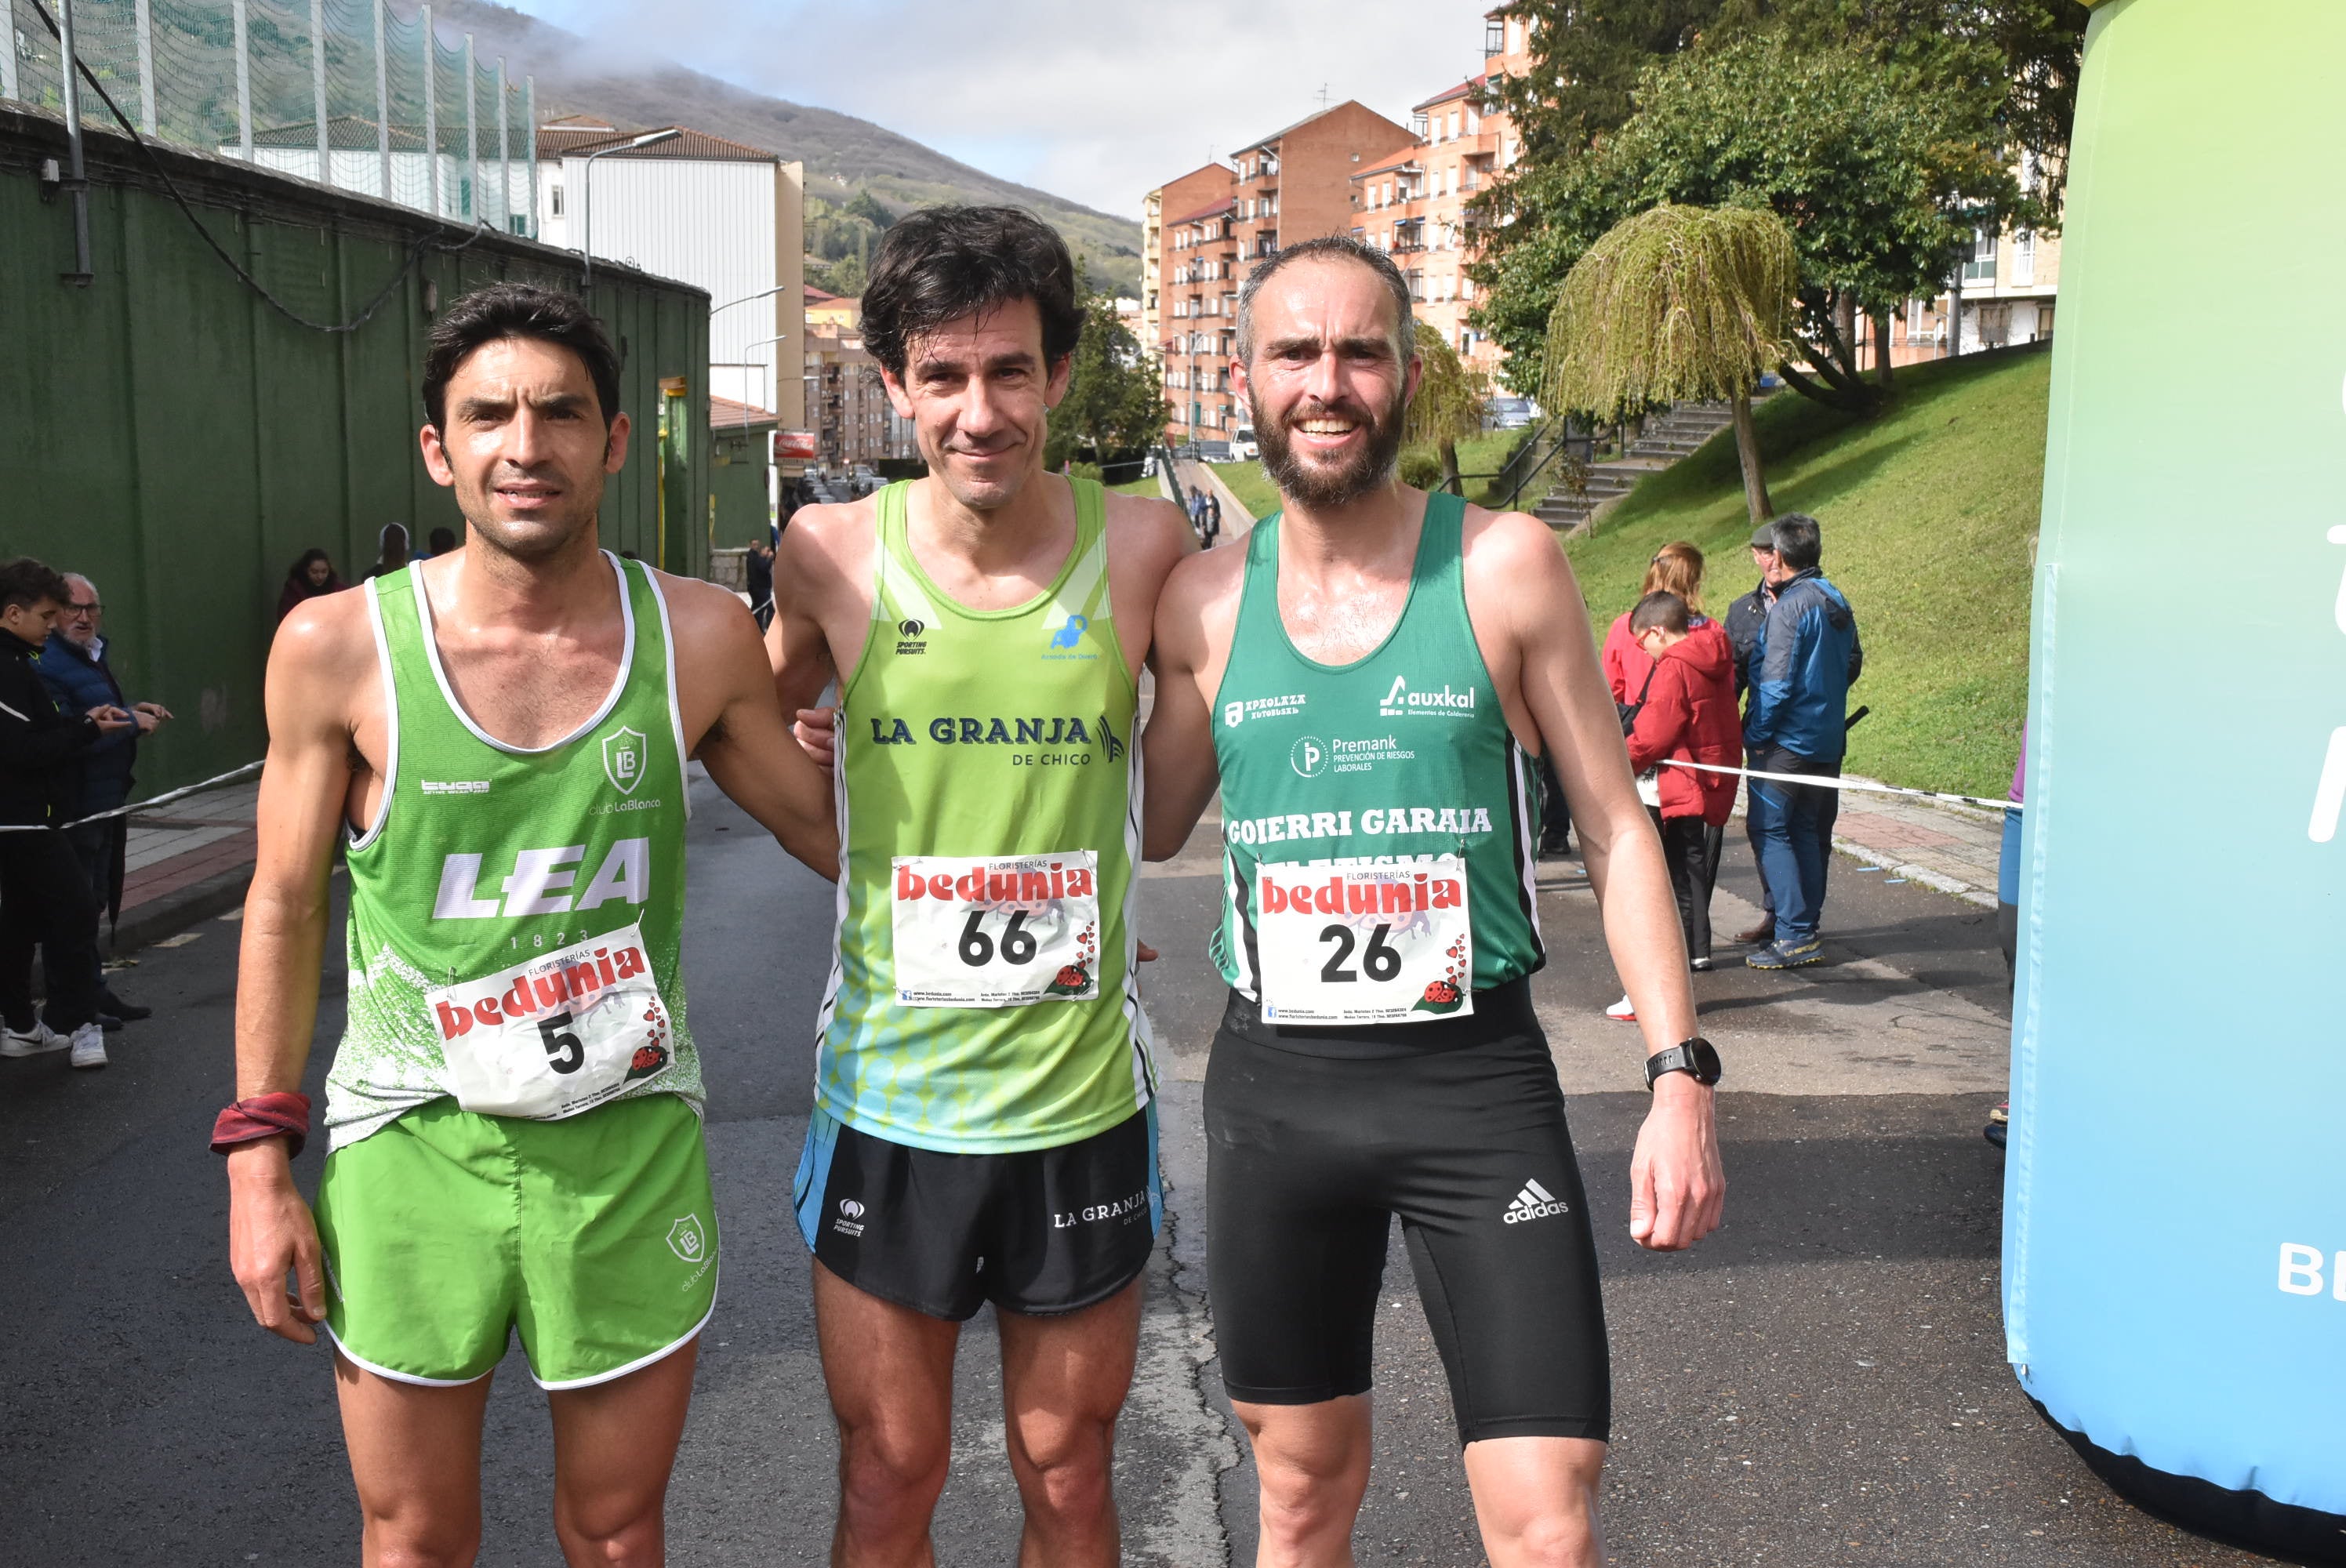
2, 1019, 69, 1057
1984, 1121, 2007, 1149
1734, 921, 1775, 946
1604, 994, 1637, 1022
67, 1022, 107, 1069
96, 1011, 123, 1033
100, 988, 152, 1023
1690, 956, 1713, 973
1746, 937, 1825, 971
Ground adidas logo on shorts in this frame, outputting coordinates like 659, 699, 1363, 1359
1504, 1178, 1570, 1225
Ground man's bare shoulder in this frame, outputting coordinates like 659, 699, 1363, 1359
647, 571, 759, 648
1159, 535, 1247, 630
1461, 501, 1577, 588
271, 585, 377, 673
777, 498, 877, 571
1102, 488, 1193, 572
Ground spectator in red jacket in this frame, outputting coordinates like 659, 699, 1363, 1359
1605, 590, 1741, 1021
1601, 540, 1711, 703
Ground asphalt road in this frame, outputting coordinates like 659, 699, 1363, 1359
0, 773, 2295, 1566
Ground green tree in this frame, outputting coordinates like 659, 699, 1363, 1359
1544, 204, 1797, 524
1477, 36, 2021, 409
1047, 275, 1169, 473
1403, 321, 1490, 496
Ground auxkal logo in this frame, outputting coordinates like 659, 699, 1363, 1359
666, 1214, 708, 1262
1290, 735, 1327, 778
602, 727, 647, 795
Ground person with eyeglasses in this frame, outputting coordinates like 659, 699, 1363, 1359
34, 572, 171, 1026
0, 557, 132, 1070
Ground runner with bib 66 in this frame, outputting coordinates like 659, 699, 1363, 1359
1143, 235, 1725, 1568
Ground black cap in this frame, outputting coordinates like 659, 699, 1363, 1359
1749, 522, 1778, 550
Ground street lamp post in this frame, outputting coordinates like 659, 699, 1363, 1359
580, 127, 680, 292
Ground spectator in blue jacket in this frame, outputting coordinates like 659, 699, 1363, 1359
35, 574, 169, 1022
1742, 514, 1861, 969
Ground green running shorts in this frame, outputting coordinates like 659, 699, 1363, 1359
314, 1093, 717, 1389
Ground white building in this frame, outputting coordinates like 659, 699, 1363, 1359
536, 117, 805, 433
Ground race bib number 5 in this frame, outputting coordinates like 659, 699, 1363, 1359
891, 852, 1102, 1007
428, 922, 675, 1120
1255, 860, 1473, 1025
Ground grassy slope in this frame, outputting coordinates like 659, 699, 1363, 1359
1566, 343, 2050, 799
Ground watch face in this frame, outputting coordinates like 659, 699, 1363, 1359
1690, 1039, 1723, 1083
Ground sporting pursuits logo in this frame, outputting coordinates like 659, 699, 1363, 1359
1504, 1178, 1570, 1225
602, 727, 647, 794
833, 1198, 866, 1239
896, 618, 928, 655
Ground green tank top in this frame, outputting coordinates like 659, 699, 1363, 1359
325, 555, 697, 1150
1210, 492, 1545, 1021
817, 477, 1154, 1154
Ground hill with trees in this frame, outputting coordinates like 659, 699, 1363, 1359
435, 0, 1143, 294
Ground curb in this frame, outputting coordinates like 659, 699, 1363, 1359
105, 863, 252, 958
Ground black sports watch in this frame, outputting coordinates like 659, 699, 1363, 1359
1645, 1037, 1723, 1090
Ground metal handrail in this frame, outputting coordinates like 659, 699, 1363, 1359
1502, 416, 1596, 513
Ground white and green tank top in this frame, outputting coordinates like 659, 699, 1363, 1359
816, 476, 1154, 1154
1210, 492, 1545, 1025
324, 554, 697, 1150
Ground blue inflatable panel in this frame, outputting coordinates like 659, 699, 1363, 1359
2007, 3, 2346, 1559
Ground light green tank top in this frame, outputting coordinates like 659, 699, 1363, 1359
325, 555, 697, 1150
816, 477, 1155, 1154
1210, 493, 1546, 1020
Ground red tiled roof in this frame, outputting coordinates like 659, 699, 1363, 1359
536, 123, 779, 162
1169, 197, 1237, 226
1413, 76, 1486, 113
710, 394, 778, 429
1350, 146, 1422, 180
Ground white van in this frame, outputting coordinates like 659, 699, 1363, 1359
1231, 424, 1259, 461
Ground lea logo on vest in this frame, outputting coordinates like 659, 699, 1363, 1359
431, 839, 652, 920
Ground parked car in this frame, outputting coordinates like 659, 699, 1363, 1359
1229, 424, 1260, 462
1484, 396, 1536, 430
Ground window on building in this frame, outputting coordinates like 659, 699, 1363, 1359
1449, 110, 1461, 139
1467, 106, 1480, 134
549, 183, 565, 216
2014, 230, 2036, 286
1485, 17, 1505, 53
1460, 275, 1473, 301
1961, 227, 1998, 286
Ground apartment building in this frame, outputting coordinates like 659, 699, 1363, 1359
1148, 106, 1414, 443
805, 321, 914, 471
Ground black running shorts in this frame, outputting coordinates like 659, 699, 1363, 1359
793, 1104, 1160, 1321
1204, 981, 1611, 1444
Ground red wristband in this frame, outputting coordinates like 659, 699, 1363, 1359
211, 1091, 313, 1159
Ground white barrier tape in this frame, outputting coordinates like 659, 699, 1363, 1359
0, 760, 263, 833
1658, 757, 2022, 815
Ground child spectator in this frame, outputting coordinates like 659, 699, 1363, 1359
1604, 590, 1741, 1020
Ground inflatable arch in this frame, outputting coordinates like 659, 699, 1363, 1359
2008, 1, 2346, 1558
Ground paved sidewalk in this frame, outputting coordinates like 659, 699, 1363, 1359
1825, 775, 2011, 909
110, 777, 262, 952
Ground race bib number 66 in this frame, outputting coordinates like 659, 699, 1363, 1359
891, 851, 1102, 1007
1255, 859, 1473, 1026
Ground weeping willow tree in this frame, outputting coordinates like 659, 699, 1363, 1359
1404, 321, 1490, 496
1543, 203, 1797, 525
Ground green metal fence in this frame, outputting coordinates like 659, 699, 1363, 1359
0, 102, 710, 796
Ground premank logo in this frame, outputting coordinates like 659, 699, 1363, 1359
1504, 1178, 1570, 1225
1381, 674, 1478, 719
1291, 736, 1327, 778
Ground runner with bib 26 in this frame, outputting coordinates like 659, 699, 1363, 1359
1142, 235, 1726, 1568
766, 205, 1190, 1568
221, 285, 837, 1568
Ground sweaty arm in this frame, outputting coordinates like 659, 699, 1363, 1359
665, 576, 837, 877
227, 598, 377, 1344
1473, 512, 1723, 1252
1139, 549, 1238, 861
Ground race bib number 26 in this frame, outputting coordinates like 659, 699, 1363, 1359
1255, 860, 1473, 1026
891, 852, 1102, 1008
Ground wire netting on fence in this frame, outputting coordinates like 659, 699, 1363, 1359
3, 0, 536, 235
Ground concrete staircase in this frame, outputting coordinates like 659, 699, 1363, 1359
1531, 399, 1745, 533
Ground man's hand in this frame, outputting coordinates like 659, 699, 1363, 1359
793, 706, 837, 770
1628, 1076, 1725, 1251
226, 1141, 328, 1343
133, 701, 172, 731
86, 705, 132, 734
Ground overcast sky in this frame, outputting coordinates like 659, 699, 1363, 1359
503, 0, 1499, 220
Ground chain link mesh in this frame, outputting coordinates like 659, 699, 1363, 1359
3, 0, 536, 235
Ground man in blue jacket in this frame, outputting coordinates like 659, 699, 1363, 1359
35, 573, 169, 1022
1741, 515, 1861, 969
